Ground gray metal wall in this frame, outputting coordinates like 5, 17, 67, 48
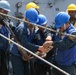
7, 0, 76, 26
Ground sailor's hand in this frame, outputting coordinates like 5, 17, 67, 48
21, 50, 30, 61
35, 51, 47, 58
46, 36, 52, 41
43, 41, 53, 49
22, 54, 31, 61
38, 46, 49, 53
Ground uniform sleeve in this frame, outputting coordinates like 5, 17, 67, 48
52, 32, 76, 50
16, 27, 39, 52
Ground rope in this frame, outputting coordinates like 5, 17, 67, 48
0, 12, 76, 38
0, 33, 70, 75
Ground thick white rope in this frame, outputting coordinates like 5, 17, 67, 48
0, 33, 70, 75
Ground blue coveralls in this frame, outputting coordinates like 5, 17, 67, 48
34, 29, 53, 75
10, 22, 39, 75
51, 24, 76, 75
0, 25, 9, 75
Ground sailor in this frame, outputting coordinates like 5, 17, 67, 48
0, 1, 11, 75
43, 12, 76, 75
10, 8, 49, 75
26, 2, 40, 14
67, 4, 76, 28
34, 14, 53, 75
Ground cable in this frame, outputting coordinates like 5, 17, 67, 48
0, 33, 70, 75
0, 12, 76, 38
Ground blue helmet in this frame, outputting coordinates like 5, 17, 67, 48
0, 1, 10, 12
54, 12, 70, 28
37, 14, 47, 26
24, 8, 39, 23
